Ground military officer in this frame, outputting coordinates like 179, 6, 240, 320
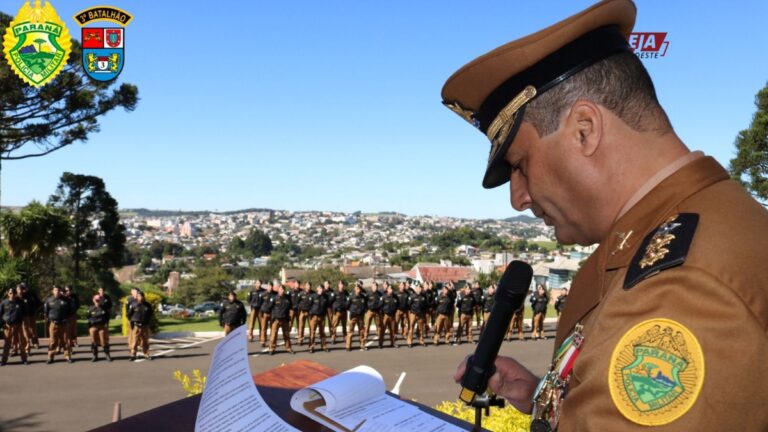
1, 289, 29, 365
246, 280, 263, 342
125, 287, 139, 350
380, 284, 399, 348
481, 284, 495, 334
127, 291, 152, 361
268, 284, 294, 355
258, 282, 275, 347
97, 287, 113, 314
307, 285, 330, 353
363, 282, 383, 345
63, 286, 79, 349
44, 285, 72, 363
328, 281, 349, 344
345, 284, 367, 351
295, 282, 313, 346
530, 284, 549, 340
447, 1, 768, 430
432, 286, 454, 346
87, 294, 112, 362
470, 282, 484, 330
507, 303, 525, 342
395, 282, 410, 336
406, 284, 428, 347
554, 288, 568, 324
219, 291, 247, 335
455, 286, 475, 344
17, 283, 40, 352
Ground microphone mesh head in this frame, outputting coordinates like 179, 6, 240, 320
495, 260, 533, 303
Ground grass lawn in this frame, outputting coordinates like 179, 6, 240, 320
156, 316, 221, 333
529, 240, 558, 251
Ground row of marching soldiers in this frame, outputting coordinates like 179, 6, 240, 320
218, 278, 565, 356
0, 283, 115, 365
1, 283, 157, 365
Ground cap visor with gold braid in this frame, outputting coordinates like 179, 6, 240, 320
441, 0, 637, 189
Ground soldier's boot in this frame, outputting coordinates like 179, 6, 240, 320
91, 344, 98, 362
104, 345, 113, 362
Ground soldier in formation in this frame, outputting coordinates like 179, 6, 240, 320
219, 290, 246, 335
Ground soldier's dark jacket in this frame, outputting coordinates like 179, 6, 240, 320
271, 294, 292, 320
555, 294, 568, 313
396, 291, 410, 311
308, 293, 329, 316
483, 293, 495, 312
366, 290, 382, 311
65, 293, 79, 318
348, 293, 367, 318
297, 290, 313, 311
458, 293, 475, 314
436, 293, 454, 315
530, 292, 549, 314
87, 305, 109, 326
259, 291, 275, 313
330, 290, 349, 312
219, 299, 246, 326
44, 295, 70, 323
247, 289, 263, 309
128, 302, 152, 326
0, 297, 25, 325
408, 292, 427, 314
99, 294, 113, 313
381, 293, 398, 316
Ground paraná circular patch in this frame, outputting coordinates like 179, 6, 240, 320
608, 318, 704, 426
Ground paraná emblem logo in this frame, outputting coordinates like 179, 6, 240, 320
74, 6, 133, 82
609, 318, 704, 426
2, 0, 72, 87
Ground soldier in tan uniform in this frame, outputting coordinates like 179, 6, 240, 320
447, 1, 768, 430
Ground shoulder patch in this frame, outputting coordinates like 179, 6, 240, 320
624, 213, 699, 290
608, 318, 704, 426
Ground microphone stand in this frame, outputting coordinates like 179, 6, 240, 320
470, 392, 505, 432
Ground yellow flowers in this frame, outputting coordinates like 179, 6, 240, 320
433, 399, 531, 432
173, 369, 207, 397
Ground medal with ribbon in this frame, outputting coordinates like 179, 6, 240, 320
530, 324, 585, 432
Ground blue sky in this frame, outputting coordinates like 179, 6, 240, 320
3, 1, 767, 219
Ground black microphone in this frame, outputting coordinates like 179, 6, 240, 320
459, 260, 532, 404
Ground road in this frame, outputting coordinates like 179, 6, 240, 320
0, 324, 556, 432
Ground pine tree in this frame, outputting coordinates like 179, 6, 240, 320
730, 83, 768, 204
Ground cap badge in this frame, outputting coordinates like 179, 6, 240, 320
487, 85, 537, 160
444, 101, 480, 128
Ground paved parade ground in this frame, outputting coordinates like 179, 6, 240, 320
0, 325, 555, 432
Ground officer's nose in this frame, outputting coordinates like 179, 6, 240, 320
509, 170, 532, 212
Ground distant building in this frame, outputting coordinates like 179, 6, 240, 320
406, 263, 474, 284
180, 221, 197, 238
164, 271, 180, 295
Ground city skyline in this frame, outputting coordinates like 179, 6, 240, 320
3, 1, 767, 219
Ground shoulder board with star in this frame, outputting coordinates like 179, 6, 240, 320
624, 213, 699, 290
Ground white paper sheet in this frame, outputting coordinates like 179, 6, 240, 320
195, 325, 299, 432
290, 364, 466, 432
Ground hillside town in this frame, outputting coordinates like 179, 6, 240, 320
120, 209, 596, 295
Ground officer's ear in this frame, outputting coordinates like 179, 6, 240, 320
565, 99, 602, 157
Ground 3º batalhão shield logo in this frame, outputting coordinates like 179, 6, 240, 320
74, 6, 133, 82
609, 318, 705, 426
2, 0, 72, 87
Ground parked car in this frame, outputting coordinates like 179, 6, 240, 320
193, 301, 220, 315
160, 304, 195, 317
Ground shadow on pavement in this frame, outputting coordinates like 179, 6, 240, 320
0, 412, 50, 432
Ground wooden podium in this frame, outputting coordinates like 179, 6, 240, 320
89, 360, 478, 431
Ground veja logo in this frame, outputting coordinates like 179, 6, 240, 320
629, 33, 669, 59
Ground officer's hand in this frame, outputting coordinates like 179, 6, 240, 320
453, 355, 539, 414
